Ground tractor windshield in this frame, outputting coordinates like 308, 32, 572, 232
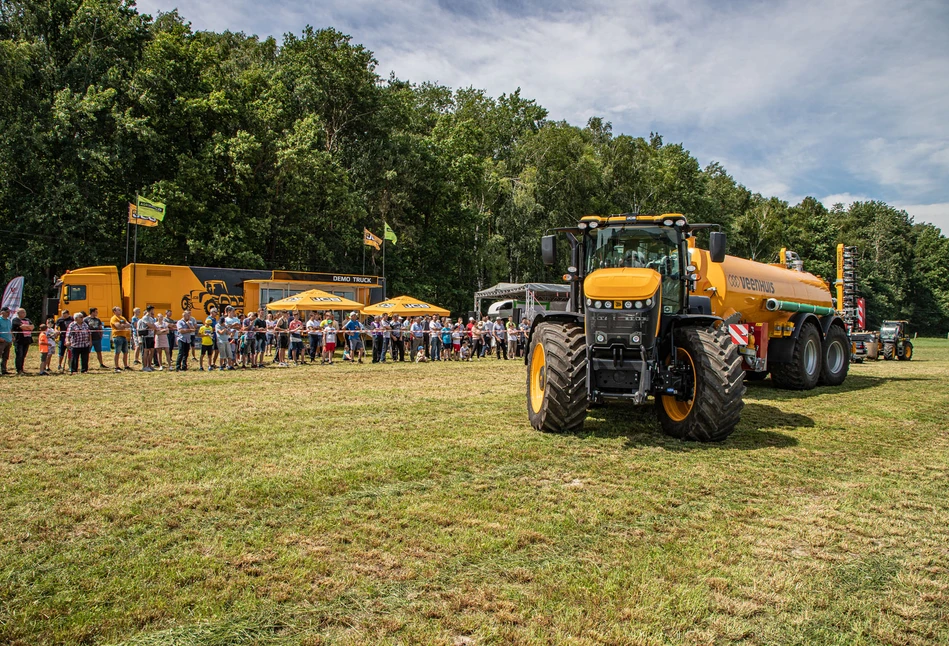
586, 226, 682, 310
880, 325, 899, 340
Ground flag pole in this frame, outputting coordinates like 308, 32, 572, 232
125, 217, 130, 266
362, 236, 366, 275
382, 235, 386, 299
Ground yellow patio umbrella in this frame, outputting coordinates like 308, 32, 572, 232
363, 295, 450, 317
265, 289, 365, 311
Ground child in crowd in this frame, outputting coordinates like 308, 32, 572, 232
38, 324, 51, 375
198, 318, 215, 371
459, 340, 471, 361
342, 346, 352, 362
415, 346, 428, 363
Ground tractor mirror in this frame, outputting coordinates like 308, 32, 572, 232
709, 232, 726, 263
541, 235, 557, 266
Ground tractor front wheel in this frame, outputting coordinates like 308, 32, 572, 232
898, 341, 913, 361
882, 343, 895, 360
656, 326, 745, 442
527, 322, 588, 433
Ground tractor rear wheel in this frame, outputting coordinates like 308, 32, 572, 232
527, 322, 587, 433
818, 325, 850, 386
656, 326, 745, 442
770, 323, 821, 390
882, 343, 894, 360
898, 341, 913, 361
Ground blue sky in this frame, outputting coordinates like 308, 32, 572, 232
136, 0, 949, 231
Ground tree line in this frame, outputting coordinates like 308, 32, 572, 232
2, 0, 947, 334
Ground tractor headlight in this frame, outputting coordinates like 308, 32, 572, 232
595, 332, 607, 344
586, 298, 592, 306
631, 334, 641, 344
635, 301, 642, 309
594, 300, 602, 309
646, 298, 653, 306
605, 301, 613, 309
624, 301, 633, 309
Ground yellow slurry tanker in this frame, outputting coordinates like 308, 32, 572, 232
690, 245, 850, 389
525, 212, 849, 443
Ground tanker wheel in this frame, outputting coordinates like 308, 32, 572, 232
818, 325, 850, 386
882, 343, 894, 360
898, 341, 913, 361
744, 370, 768, 381
656, 326, 745, 443
770, 323, 821, 390
527, 322, 587, 433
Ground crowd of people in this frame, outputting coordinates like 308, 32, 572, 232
0, 303, 532, 375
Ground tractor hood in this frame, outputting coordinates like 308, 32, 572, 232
584, 268, 661, 302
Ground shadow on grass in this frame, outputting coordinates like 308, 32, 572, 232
745, 373, 933, 401
576, 402, 804, 451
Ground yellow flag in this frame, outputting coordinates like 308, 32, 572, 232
364, 228, 381, 250
128, 203, 158, 227
136, 195, 166, 221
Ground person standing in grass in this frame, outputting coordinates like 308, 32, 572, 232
343, 311, 365, 363
410, 317, 424, 356
0, 306, 12, 375
506, 318, 518, 359
440, 323, 451, 361
198, 317, 215, 371
322, 314, 338, 365
37, 323, 51, 375
289, 312, 304, 364
153, 312, 169, 371
109, 306, 131, 372
65, 312, 91, 374
274, 312, 289, 366
422, 315, 431, 359
493, 317, 507, 360
84, 307, 107, 369
55, 308, 72, 371
254, 309, 267, 368
174, 310, 195, 371
137, 306, 156, 372
215, 317, 234, 370
129, 307, 141, 366
429, 316, 442, 361
390, 315, 404, 362
306, 312, 320, 363
11, 308, 34, 375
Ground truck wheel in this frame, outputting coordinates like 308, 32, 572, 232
656, 326, 745, 442
898, 341, 913, 361
882, 343, 894, 360
770, 323, 821, 390
527, 322, 587, 433
818, 325, 850, 386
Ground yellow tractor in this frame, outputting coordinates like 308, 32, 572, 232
880, 320, 913, 360
526, 213, 745, 442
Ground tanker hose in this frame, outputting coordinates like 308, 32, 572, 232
765, 298, 836, 316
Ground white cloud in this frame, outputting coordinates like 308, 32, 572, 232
135, 0, 949, 225
893, 203, 949, 233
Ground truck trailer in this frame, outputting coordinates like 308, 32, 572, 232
52, 263, 384, 323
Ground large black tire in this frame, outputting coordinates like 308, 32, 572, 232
527, 322, 587, 433
656, 326, 745, 442
770, 323, 822, 390
898, 341, 913, 361
818, 324, 850, 386
882, 343, 894, 360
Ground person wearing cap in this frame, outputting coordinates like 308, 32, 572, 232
253, 309, 267, 367
0, 306, 12, 375
66, 311, 92, 374
198, 317, 215, 371
321, 313, 338, 364
343, 311, 365, 363
109, 306, 131, 372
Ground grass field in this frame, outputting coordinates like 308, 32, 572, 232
1, 339, 948, 645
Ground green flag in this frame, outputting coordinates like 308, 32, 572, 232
136, 195, 167, 221
384, 222, 397, 245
